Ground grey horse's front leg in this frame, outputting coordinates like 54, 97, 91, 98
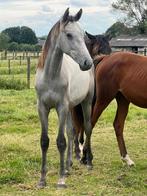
37, 101, 50, 188
56, 105, 68, 188
66, 113, 74, 174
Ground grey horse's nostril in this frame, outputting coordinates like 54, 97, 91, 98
84, 60, 89, 66
82, 60, 92, 71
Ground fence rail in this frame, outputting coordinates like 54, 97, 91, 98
0, 49, 147, 89
0, 51, 41, 60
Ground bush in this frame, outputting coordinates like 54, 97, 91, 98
7, 43, 41, 52
0, 78, 27, 90
7, 42, 18, 51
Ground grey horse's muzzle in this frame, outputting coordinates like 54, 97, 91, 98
80, 59, 93, 71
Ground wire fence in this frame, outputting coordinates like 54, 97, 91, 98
0, 53, 39, 89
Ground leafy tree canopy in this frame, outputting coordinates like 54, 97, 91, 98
0, 33, 10, 50
105, 22, 130, 38
2, 26, 38, 44
112, 0, 147, 34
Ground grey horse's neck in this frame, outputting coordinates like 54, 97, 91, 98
44, 22, 63, 80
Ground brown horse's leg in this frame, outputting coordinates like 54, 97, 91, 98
71, 105, 84, 160
114, 94, 135, 166
81, 99, 112, 165
91, 100, 111, 128
74, 129, 81, 160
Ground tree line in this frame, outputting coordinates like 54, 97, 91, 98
106, 0, 147, 38
0, 26, 41, 52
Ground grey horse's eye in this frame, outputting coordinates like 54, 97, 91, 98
66, 33, 73, 40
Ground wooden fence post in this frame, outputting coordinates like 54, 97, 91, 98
8, 59, 11, 74
144, 48, 146, 56
27, 57, 30, 89
20, 56, 22, 66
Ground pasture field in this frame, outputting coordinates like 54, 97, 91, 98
0, 57, 38, 89
0, 89, 147, 196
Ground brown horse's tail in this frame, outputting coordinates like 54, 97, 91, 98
71, 86, 97, 145
71, 104, 84, 144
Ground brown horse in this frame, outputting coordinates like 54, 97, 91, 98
72, 32, 111, 160
73, 51, 147, 166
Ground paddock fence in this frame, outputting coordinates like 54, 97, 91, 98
0, 52, 41, 89
0, 49, 147, 90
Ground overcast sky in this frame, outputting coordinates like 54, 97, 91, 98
0, 0, 120, 37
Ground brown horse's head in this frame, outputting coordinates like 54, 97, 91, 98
85, 31, 111, 58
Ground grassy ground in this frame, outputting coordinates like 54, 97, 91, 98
0, 89, 147, 196
0, 58, 37, 89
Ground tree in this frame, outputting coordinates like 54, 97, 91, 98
2, 27, 21, 43
2, 26, 38, 44
105, 22, 130, 38
112, 0, 147, 34
20, 26, 38, 44
0, 33, 10, 50
7, 42, 18, 51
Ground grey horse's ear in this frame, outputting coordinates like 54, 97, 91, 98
62, 8, 69, 22
74, 9, 82, 21
85, 31, 96, 40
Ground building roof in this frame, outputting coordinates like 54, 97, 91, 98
37, 39, 45, 46
110, 35, 147, 48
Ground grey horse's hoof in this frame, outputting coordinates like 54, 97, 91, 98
57, 178, 67, 189
57, 183, 67, 189
87, 164, 93, 170
37, 180, 46, 189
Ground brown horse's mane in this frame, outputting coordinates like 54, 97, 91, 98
93, 55, 107, 68
37, 21, 60, 69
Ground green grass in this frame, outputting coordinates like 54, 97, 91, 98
0, 58, 37, 89
0, 89, 147, 196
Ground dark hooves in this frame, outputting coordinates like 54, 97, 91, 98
70, 161, 73, 167
65, 169, 70, 176
75, 154, 81, 160
80, 157, 87, 165
37, 180, 46, 189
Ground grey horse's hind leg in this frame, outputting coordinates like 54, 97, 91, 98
56, 105, 68, 188
37, 102, 50, 188
66, 113, 74, 173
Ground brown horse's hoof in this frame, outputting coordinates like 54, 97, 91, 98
75, 154, 81, 161
80, 157, 87, 165
37, 180, 46, 189
65, 169, 70, 176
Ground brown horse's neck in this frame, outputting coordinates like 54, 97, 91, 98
86, 42, 94, 58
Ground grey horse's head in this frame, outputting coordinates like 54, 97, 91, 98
58, 8, 93, 71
